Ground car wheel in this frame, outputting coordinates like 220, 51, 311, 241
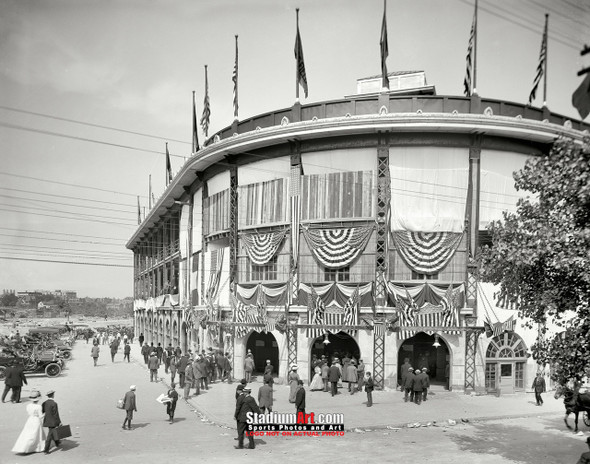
0, 366, 6, 381
62, 351, 72, 360
45, 363, 61, 377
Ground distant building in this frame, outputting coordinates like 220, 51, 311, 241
127, 71, 589, 392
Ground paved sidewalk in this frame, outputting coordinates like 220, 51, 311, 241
129, 344, 565, 431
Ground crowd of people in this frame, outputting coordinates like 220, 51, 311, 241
399, 357, 431, 405
137, 334, 233, 401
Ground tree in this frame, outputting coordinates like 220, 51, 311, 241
0, 292, 18, 307
480, 137, 590, 385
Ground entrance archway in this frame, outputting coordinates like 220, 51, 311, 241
310, 332, 360, 378
398, 332, 450, 386
245, 331, 279, 376
485, 332, 527, 394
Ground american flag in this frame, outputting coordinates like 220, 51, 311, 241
441, 284, 460, 333
192, 91, 199, 153
257, 287, 268, 331
306, 286, 325, 339
231, 294, 249, 339
165, 142, 172, 186
232, 35, 239, 120
528, 14, 548, 105
397, 290, 417, 339
294, 9, 308, 98
200, 65, 211, 137
373, 320, 386, 337
380, 0, 389, 90
342, 287, 359, 335
463, 2, 476, 96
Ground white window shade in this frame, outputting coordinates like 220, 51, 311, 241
479, 150, 532, 229
389, 147, 469, 233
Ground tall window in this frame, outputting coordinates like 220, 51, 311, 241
251, 256, 278, 281
324, 266, 350, 282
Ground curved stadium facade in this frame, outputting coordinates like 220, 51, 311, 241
126, 72, 589, 393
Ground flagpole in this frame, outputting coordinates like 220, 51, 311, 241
295, 8, 300, 102
233, 35, 239, 121
148, 175, 152, 209
543, 13, 548, 107
472, 0, 478, 95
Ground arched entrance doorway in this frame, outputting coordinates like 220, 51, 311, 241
310, 332, 360, 379
245, 331, 279, 376
485, 332, 527, 394
398, 332, 450, 386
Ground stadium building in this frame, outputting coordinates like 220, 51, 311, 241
126, 71, 589, 393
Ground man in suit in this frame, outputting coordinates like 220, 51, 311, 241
295, 380, 306, 420
263, 359, 274, 387
404, 367, 415, 403
2, 360, 27, 403
141, 342, 150, 364
532, 372, 546, 406
400, 357, 412, 392
42, 390, 62, 454
234, 387, 260, 450
148, 352, 159, 382
365, 371, 375, 407
328, 361, 341, 397
122, 385, 137, 430
258, 378, 273, 413
412, 368, 424, 405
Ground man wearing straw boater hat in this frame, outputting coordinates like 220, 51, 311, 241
42, 390, 62, 454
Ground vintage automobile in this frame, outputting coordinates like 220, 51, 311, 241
0, 347, 64, 379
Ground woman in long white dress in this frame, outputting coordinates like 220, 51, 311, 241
309, 366, 324, 391
12, 390, 46, 454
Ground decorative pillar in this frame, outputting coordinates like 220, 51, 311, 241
375, 135, 390, 306
229, 164, 238, 285
200, 182, 208, 307
287, 324, 298, 373
289, 142, 302, 304
373, 329, 385, 389
466, 135, 482, 310
464, 320, 481, 393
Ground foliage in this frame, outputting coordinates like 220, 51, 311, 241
0, 293, 18, 307
479, 137, 590, 384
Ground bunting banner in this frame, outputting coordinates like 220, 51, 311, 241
241, 230, 287, 265
391, 231, 463, 274
373, 320, 386, 337
302, 226, 373, 269
236, 283, 288, 306
306, 286, 326, 339
385, 281, 465, 308
485, 315, 516, 338
385, 281, 463, 338
298, 282, 373, 308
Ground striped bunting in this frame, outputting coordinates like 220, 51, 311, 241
485, 315, 515, 338
373, 321, 386, 337
302, 226, 373, 269
391, 231, 462, 275
242, 230, 286, 265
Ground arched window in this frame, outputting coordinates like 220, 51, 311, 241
486, 332, 526, 359
485, 332, 528, 392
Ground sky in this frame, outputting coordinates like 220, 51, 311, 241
0, 0, 587, 299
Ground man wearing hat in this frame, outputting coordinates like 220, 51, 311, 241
42, 390, 61, 454
403, 367, 415, 403
346, 359, 358, 394
2, 360, 27, 403
263, 359, 274, 387
365, 372, 374, 407
412, 369, 424, 405
122, 385, 137, 430
234, 387, 260, 449
328, 360, 341, 397
421, 368, 430, 402
148, 351, 159, 382
400, 357, 412, 392
576, 436, 590, 464
295, 380, 306, 419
